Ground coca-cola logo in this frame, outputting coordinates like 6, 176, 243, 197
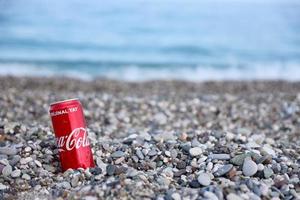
56, 127, 90, 152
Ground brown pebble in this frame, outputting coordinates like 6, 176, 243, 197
228, 167, 237, 180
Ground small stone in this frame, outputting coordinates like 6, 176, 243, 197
227, 193, 243, 200
189, 179, 201, 188
231, 154, 247, 166
208, 154, 230, 160
197, 172, 211, 186
90, 167, 102, 175
114, 157, 125, 164
71, 175, 80, 187
60, 181, 71, 189
243, 157, 258, 176
43, 164, 56, 173
9, 155, 21, 166
136, 149, 144, 160
263, 167, 274, 178
204, 191, 218, 200
0, 183, 8, 190
165, 150, 171, 157
176, 161, 186, 169
189, 147, 202, 157
257, 164, 264, 171
170, 149, 178, 159
0, 146, 17, 155
262, 145, 276, 157
154, 113, 167, 125
126, 168, 138, 178
111, 151, 125, 158
148, 149, 157, 156
238, 128, 251, 136
214, 164, 233, 177
106, 164, 116, 176
2, 164, 12, 176
153, 132, 175, 142
21, 173, 31, 180
24, 146, 32, 152
257, 154, 272, 164
20, 157, 33, 165
228, 167, 237, 179
171, 192, 181, 200
115, 166, 127, 175
162, 167, 174, 178
34, 160, 42, 167
11, 169, 21, 178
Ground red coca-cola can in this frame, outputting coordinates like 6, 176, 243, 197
49, 98, 95, 171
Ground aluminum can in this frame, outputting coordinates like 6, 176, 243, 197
49, 98, 95, 171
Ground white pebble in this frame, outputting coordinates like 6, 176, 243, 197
189, 147, 202, 157
227, 193, 243, 200
11, 169, 21, 178
197, 173, 211, 186
257, 163, 264, 171
243, 157, 258, 176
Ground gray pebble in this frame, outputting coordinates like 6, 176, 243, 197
22, 173, 31, 180
148, 149, 157, 156
227, 193, 243, 200
0, 146, 17, 155
170, 149, 178, 159
106, 164, 116, 176
231, 154, 247, 166
203, 191, 218, 200
208, 154, 230, 160
136, 149, 144, 160
111, 151, 125, 158
11, 169, 21, 178
2, 165, 12, 176
20, 157, 33, 165
71, 175, 80, 187
214, 164, 233, 177
263, 167, 274, 178
9, 155, 21, 166
60, 181, 71, 189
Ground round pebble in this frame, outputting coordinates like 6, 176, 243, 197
243, 157, 258, 176
2, 165, 12, 176
197, 173, 211, 186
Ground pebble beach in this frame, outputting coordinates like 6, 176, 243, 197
0, 76, 300, 200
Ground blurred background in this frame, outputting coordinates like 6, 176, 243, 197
0, 0, 299, 81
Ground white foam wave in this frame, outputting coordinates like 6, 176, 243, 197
0, 62, 300, 82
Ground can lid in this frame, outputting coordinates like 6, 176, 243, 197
50, 98, 79, 106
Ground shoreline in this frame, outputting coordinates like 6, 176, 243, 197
2, 75, 300, 94
0, 76, 299, 199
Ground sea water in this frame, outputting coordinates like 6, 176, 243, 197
0, 0, 299, 81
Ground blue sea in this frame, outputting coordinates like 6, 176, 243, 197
0, 0, 300, 81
